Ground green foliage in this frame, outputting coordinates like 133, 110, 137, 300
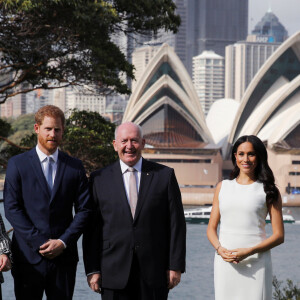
0, 118, 12, 137
0, 0, 180, 103
0, 116, 33, 168
273, 276, 300, 300
62, 109, 117, 174
0, 144, 27, 169
10, 114, 35, 132
1, 114, 35, 145
0, 110, 118, 174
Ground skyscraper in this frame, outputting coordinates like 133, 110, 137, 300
192, 0, 248, 57
225, 39, 280, 101
193, 50, 224, 116
225, 10, 286, 101
251, 9, 288, 43
134, 0, 248, 76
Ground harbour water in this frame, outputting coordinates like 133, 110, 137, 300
0, 197, 299, 299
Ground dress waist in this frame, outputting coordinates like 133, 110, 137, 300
219, 230, 266, 249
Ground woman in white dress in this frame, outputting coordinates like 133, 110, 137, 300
207, 135, 284, 300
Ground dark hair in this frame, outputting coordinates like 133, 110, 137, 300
230, 135, 279, 205
35, 105, 65, 127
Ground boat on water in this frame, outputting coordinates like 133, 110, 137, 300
184, 206, 212, 224
184, 206, 296, 224
265, 213, 295, 224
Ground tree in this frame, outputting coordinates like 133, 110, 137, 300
62, 109, 117, 174
0, 110, 117, 174
273, 276, 300, 300
0, 117, 32, 169
0, 118, 11, 137
6, 114, 35, 144
0, 0, 180, 103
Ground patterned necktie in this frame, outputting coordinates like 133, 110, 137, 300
128, 167, 138, 217
46, 157, 54, 191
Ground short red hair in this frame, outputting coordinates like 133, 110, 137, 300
35, 105, 65, 127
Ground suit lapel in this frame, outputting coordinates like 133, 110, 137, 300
134, 158, 153, 222
50, 150, 67, 202
111, 161, 133, 219
29, 148, 51, 198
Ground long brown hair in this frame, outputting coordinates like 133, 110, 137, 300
230, 135, 279, 205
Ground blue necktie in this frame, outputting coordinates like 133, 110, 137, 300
46, 157, 54, 191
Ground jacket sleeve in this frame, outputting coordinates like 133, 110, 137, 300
4, 158, 49, 251
168, 169, 186, 272
82, 173, 102, 275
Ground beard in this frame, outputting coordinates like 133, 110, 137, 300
38, 136, 60, 154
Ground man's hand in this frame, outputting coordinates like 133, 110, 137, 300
0, 254, 11, 272
39, 239, 65, 259
87, 273, 101, 293
167, 270, 181, 289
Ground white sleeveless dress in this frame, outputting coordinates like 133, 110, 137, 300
214, 179, 272, 300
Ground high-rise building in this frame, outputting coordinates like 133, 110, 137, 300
0, 93, 27, 118
133, 0, 248, 76
224, 8, 288, 102
225, 39, 280, 101
64, 86, 106, 116
251, 9, 288, 43
193, 50, 224, 116
192, 0, 248, 58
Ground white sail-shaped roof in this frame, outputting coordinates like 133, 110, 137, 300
123, 43, 213, 147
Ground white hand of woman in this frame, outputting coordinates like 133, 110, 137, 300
217, 246, 237, 263
0, 254, 12, 272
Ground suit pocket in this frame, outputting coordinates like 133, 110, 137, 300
102, 240, 110, 250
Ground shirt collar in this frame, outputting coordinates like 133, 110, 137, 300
36, 145, 59, 163
120, 157, 143, 174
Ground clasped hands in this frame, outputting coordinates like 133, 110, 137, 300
218, 246, 252, 264
0, 254, 12, 272
39, 239, 65, 259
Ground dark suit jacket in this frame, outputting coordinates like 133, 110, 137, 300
83, 158, 186, 289
4, 148, 91, 265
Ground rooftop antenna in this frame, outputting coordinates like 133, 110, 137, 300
268, 0, 272, 13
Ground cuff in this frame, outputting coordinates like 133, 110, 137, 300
58, 239, 67, 249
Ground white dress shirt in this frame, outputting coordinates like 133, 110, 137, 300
36, 145, 58, 187
35, 146, 66, 248
120, 157, 142, 204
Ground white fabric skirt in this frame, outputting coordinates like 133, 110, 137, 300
214, 231, 272, 300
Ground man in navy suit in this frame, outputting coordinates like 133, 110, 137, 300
83, 122, 186, 300
4, 105, 92, 300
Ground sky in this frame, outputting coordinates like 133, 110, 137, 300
249, 0, 300, 36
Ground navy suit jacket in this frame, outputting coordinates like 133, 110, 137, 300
83, 158, 186, 289
4, 148, 91, 265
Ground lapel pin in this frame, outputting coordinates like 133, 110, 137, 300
147, 173, 149, 175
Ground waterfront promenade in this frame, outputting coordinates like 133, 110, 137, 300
180, 186, 300, 206
1, 178, 300, 206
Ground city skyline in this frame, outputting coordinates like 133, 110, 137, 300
249, 0, 300, 36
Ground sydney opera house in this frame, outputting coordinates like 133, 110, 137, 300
123, 32, 300, 205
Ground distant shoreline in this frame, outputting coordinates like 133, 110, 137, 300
1, 184, 299, 206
